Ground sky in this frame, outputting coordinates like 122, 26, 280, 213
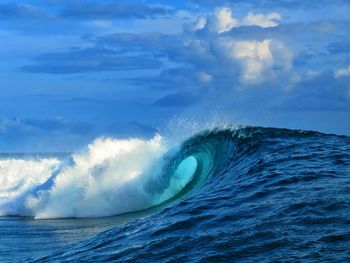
0, 0, 350, 152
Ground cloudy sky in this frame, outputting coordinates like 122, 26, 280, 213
1, 0, 350, 152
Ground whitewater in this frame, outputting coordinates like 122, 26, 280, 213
0, 134, 198, 219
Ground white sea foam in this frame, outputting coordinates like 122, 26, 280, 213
0, 135, 196, 219
0, 158, 59, 202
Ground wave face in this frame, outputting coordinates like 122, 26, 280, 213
1, 126, 350, 262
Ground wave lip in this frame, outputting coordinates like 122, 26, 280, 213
0, 131, 217, 219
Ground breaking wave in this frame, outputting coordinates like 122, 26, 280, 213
0, 129, 217, 219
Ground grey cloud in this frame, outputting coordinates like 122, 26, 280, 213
61, 2, 174, 20
21, 47, 162, 74
97, 32, 177, 52
0, 3, 47, 20
279, 72, 350, 111
327, 40, 350, 54
89, 7, 349, 114
0, 2, 173, 22
15, 1, 350, 117
190, 0, 349, 9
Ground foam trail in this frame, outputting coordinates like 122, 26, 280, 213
0, 135, 197, 219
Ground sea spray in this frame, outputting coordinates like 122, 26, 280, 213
0, 158, 59, 206
1, 134, 197, 218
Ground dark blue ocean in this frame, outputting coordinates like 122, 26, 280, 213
1, 126, 350, 262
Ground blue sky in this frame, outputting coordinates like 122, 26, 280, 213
1, 0, 350, 152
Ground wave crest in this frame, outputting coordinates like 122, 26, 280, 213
1, 134, 198, 219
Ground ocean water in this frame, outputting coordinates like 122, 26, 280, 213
1, 126, 350, 262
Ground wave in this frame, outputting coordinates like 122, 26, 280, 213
0, 129, 214, 219
0, 122, 235, 219
0, 126, 347, 220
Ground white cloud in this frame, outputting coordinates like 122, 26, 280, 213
233, 40, 274, 83
198, 72, 213, 83
210, 7, 238, 33
194, 7, 282, 34
306, 70, 320, 78
220, 39, 293, 84
335, 65, 350, 78
188, 8, 292, 85
241, 12, 281, 28
193, 16, 207, 31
